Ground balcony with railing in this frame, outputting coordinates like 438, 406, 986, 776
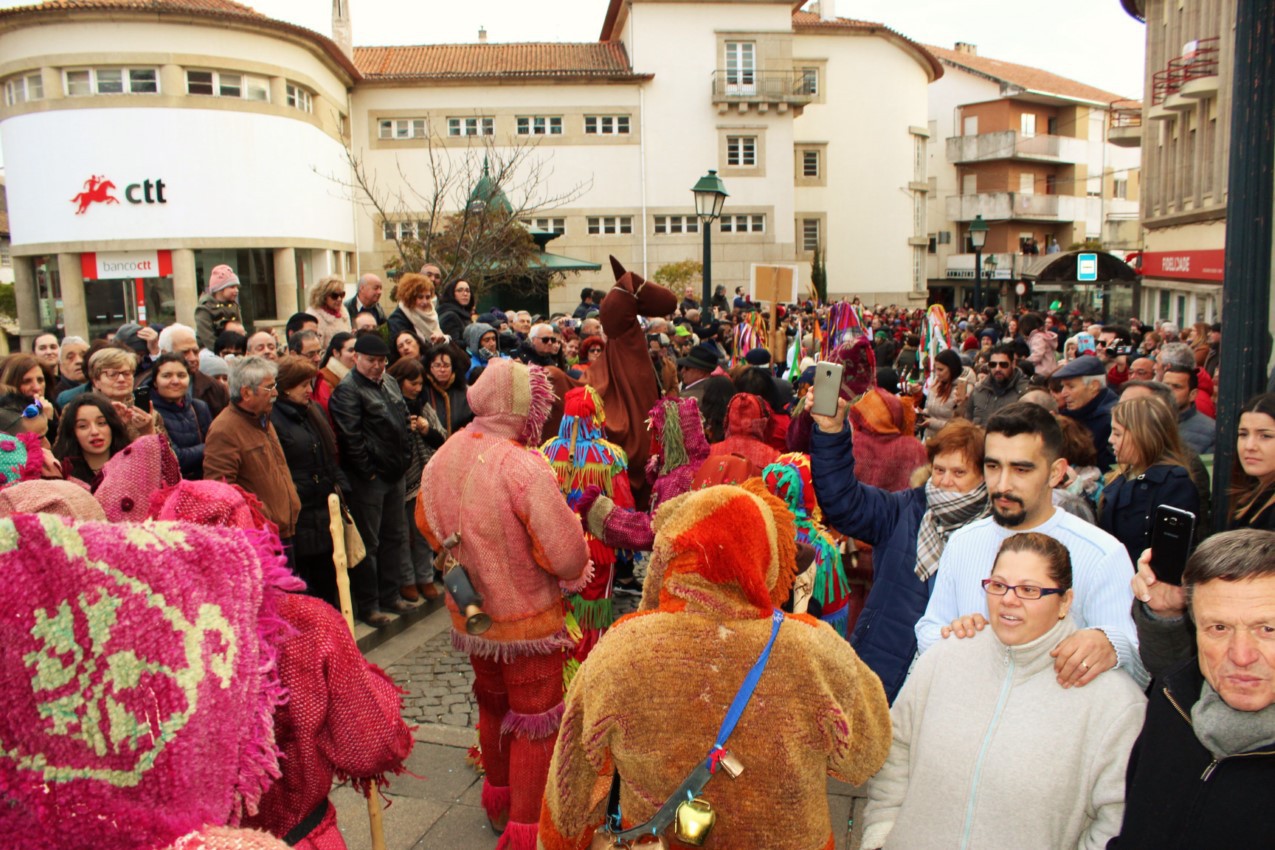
1150, 36, 1220, 116
1107, 107, 1143, 147
946, 192, 1105, 223
711, 70, 815, 113
947, 130, 1089, 164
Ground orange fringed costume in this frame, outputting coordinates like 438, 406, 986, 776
539, 482, 892, 850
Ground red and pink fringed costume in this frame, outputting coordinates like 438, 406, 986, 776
418, 359, 589, 850
541, 386, 633, 683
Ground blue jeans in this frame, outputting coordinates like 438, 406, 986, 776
404, 496, 435, 586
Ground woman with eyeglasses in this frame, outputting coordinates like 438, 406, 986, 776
862, 532, 1145, 850
436, 279, 474, 342
87, 348, 157, 440
305, 275, 352, 350
421, 342, 473, 438
52, 394, 133, 486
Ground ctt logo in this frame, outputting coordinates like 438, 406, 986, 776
71, 174, 168, 215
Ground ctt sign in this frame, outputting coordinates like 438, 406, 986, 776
71, 175, 168, 215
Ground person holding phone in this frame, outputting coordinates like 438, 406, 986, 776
1100, 396, 1200, 567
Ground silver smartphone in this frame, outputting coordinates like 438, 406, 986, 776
811, 361, 844, 417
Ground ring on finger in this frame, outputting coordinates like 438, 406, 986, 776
1081, 659, 1090, 670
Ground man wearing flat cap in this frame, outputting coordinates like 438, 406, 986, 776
330, 333, 417, 627
677, 342, 720, 403
1055, 354, 1119, 469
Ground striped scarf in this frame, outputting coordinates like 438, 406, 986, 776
914, 480, 990, 581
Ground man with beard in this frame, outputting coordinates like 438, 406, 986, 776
967, 343, 1029, 427
915, 402, 1146, 688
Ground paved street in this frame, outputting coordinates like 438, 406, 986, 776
333, 601, 868, 850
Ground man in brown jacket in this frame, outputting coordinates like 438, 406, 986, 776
204, 356, 301, 554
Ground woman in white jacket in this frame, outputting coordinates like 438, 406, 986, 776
863, 532, 1146, 850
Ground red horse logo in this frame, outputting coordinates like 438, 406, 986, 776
71, 175, 119, 215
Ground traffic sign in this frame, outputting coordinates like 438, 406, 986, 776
1077, 253, 1099, 282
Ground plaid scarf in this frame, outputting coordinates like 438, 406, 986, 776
914, 480, 990, 581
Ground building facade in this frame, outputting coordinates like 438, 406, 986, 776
1120, 0, 1232, 326
924, 43, 1142, 315
0, 0, 939, 342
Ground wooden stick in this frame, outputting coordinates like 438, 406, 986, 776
329, 494, 388, 850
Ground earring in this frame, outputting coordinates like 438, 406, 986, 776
1058, 611, 1066, 620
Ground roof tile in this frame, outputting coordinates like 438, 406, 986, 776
926, 43, 1134, 104
2, 0, 263, 18
354, 41, 643, 81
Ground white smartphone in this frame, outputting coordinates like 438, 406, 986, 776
811, 361, 844, 417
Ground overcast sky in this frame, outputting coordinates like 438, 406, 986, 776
236, 0, 1148, 100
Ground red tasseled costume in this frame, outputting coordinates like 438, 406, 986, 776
242, 595, 413, 849
709, 393, 781, 472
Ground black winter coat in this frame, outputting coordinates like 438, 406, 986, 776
1110, 659, 1275, 849
270, 399, 348, 557
329, 370, 412, 482
423, 377, 473, 437
437, 301, 471, 343
1099, 463, 1201, 567
149, 390, 211, 479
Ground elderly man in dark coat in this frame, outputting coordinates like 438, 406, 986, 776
586, 257, 678, 508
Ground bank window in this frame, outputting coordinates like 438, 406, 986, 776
4, 72, 43, 106
720, 214, 765, 234
449, 116, 494, 136
379, 118, 427, 139
584, 115, 630, 135
653, 215, 699, 235
587, 216, 633, 235
66, 67, 158, 96
286, 82, 313, 113
727, 136, 756, 167
517, 116, 562, 135
802, 149, 820, 177
801, 218, 820, 251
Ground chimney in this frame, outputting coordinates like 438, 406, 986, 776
331, 0, 352, 59
478, 26, 488, 44
819, 0, 836, 21
954, 41, 978, 55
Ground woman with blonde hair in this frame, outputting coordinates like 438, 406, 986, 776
1099, 395, 1200, 565
305, 275, 351, 349
86, 347, 159, 441
388, 272, 444, 344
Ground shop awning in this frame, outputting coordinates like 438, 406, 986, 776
531, 251, 601, 272
1020, 250, 1138, 283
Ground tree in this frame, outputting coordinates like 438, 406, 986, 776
810, 244, 828, 302
327, 125, 591, 299
653, 259, 702, 292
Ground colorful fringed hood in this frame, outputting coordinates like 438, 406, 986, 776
763, 452, 851, 632
643, 396, 710, 512
541, 386, 630, 513
0, 513, 302, 850
710, 393, 780, 471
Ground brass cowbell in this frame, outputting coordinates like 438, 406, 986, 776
672, 797, 717, 846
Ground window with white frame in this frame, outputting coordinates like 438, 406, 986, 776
802, 149, 820, 178
725, 41, 756, 94
516, 115, 562, 135
532, 217, 566, 234
285, 82, 313, 113
801, 218, 820, 252
584, 115, 630, 135
449, 116, 494, 136
65, 67, 158, 96
1020, 112, 1037, 138
719, 214, 765, 234
379, 118, 427, 139
587, 216, 633, 235
3, 72, 43, 106
654, 215, 700, 235
185, 70, 270, 101
727, 135, 757, 167
1114, 177, 1129, 199
381, 220, 426, 241
798, 67, 819, 95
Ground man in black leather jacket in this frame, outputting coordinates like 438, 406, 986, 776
329, 333, 416, 627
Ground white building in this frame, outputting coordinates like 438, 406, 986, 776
0, 0, 940, 343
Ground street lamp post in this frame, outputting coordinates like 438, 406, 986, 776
984, 253, 999, 309
692, 170, 729, 312
969, 214, 989, 311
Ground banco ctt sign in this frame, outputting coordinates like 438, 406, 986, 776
71, 174, 169, 215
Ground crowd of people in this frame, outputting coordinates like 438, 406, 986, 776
2, 258, 1273, 850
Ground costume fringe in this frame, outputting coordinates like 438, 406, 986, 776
659, 405, 690, 475
558, 559, 596, 595
451, 626, 574, 662
821, 603, 850, 638
500, 701, 565, 740
519, 366, 555, 446
562, 657, 581, 690
11, 431, 44, 482
563, 609, 583, 642
481, 780, 511, 821
568, 595, 613, 631
495, 820, 539, 850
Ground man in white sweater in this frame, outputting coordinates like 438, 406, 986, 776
915, 402, 1148, 688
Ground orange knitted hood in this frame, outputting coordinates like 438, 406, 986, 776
466, 358, 555, 444
639, 480, 797, 618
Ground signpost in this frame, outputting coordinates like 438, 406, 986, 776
1077, 253, 1099, 282
752, 264, 797, 363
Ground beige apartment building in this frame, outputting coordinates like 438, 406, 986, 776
1119, 0, 1233, 325
0, 0, 940, 341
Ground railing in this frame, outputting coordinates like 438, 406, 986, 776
1111, 107, 1142, 129
1151, 36, 1220, 105
710, 70, 816, 103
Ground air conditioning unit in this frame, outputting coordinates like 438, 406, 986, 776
938, 231, 952, 245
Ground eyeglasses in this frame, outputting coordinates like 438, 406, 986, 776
990, 361, 1012, 369
982, 579, 1066, 600
99, 369, 132, 382
327, 292, 343, 300
536, 337, 561, 345
254, 382, 278, 394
